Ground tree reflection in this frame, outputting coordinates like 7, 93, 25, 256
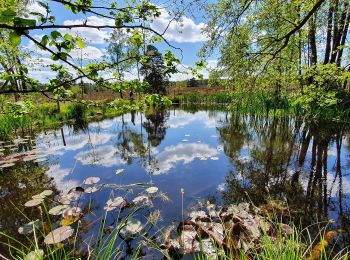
142, 108, 169, 147
218, 113, 350, 244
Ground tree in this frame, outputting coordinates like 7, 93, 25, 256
187, 77, 198, 88
0, 0, 181, 101
140, 45, 168, 94
107, 30, 132, 98
201, 0, 350, 91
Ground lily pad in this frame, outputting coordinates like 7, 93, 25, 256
132, 195, 151, 206
61, 215, 78, 226
44, 226, 74, 245
62, 207, 82, 219
85, 187, 98, 193
115, 169, 125, 174
18, 220, 42, 235
120, 218, 143, 237
49, 205, 70, 216
104, 197, 127, 211
66, 191, 82, 201
25, 198, 44, 207
58, 196, 71, 205
41, 190, 53, 196
84, 177, 100, 185
145, 187, 158, 194
32, 190, 53, 199
25, 249, 44, 260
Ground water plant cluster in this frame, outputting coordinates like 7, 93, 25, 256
1, 171, 170, 259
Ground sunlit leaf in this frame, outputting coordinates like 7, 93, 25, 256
24, 198, 44, 207
120, 218, 143, 237
44, 226, 74, 244
25, 249, 44, 260
85, 187, 98, 193
61, 215, 77, 226
48, 205, 70, 216
104, 197, 127, 211
18, 220, 42, 235
115, 169, 125, 174
62, 207, 82, 219
84, 177, 100, 185
145, 187, 158, 194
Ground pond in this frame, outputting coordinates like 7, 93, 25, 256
0, 106, 350, 256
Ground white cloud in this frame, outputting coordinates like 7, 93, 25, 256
149, 142, 218, 174
27, 1, 47, 17
69, 45, 104, 59
151, 9, 208, 43
60, 16, 113, 44
170, 60, 218, 81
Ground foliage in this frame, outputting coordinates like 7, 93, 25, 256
144, 94, 172, 106
0, 0, 181, 102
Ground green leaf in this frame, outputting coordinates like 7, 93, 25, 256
0, 9, 16, 23
40, 35, 49, 47
9, 31, 21, 46
21, 18, 36, 27
76, 37, 85, 48
50, 31, 62, 40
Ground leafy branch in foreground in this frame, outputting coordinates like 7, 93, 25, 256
0, 0, 183, 100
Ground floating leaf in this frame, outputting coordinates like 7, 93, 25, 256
180, 225, 198, 253
61, 215, 77, 226
85, 187, 98, 193
25, 249, 44, 260
49, 205, 70, 216
62, 207, 82, 219
132, 195, 151, 206
120, 218, 143, 237
66, 191, 82, 201
104, 197, 127, 211
58, 196, 71, 205
18, 220, 42, 235
32, 194, 45, 199
84, 177, 100, 185
145, 187, 158, 194
25, 198, 44, 207
32, 190, 53, 200
44, 226, 74, 245
115, 169, 125, 174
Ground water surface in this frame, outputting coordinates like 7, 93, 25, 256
1, 106, 350, 254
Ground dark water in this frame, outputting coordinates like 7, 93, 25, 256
1, 106, 350, 255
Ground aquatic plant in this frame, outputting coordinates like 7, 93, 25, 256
143, 201, 349, 260
0, 174, 169, 259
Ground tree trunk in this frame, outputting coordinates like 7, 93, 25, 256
324, 0, 334, 64
309, 13, 318, 66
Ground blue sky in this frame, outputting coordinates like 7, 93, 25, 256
25, 0, 218, 82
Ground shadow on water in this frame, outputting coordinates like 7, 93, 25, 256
1, 105, 350, 255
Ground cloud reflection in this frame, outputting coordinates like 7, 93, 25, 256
150, 142, 218, 174
75, 145, 126, 167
